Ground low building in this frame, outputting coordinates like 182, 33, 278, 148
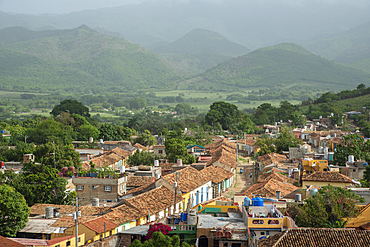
302, 159, 329, 174
152, 145, 166, 157
301, 171, 354, 188
73, 176, 127, 205
10, 234, 85, 247
201, 165, 235, 198
99, 140, 131, 151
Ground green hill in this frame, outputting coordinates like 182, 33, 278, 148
303, 22, 370, 65
151, 28, 250, 74
152, 28, 250, 56
178, 43, 370, 92
0, 25, 181, 93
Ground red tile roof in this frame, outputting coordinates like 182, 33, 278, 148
82, 217, 118, 233
133, 143, 148, 151
258, 171, 298, 185
257, 153, 287, 168
126, 185, 183, 215
30, 204, 104, 216
302, 171, 352, 183
243, 179, 298, 198
127, 176, 155, 187
257, 228, 370, 247
162, 166, 212, 193
201, 165, 234, 184
102, 203, 145, 225
0, 236, 27, 247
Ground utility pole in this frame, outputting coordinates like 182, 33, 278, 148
236, 134, 238, 162
75, 196, 78, 247
174, 172, 179, 213
104, 222, 106, 239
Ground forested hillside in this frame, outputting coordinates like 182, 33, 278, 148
0, 25, 180, 93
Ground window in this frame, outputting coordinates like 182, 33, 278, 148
77, 185, 84, 191
120, 184, 123, 191
66, 241, 71, 246
159, 150, 163, 154
104, 186, 112, 191
266, 231, 270, 235
92, 185, 98, 190
110, 230, 112, 235
55, 245, 60, 247
78, 237, 81, 242
261, 232, 265, 235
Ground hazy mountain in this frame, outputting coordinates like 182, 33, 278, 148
151, 28, 250, 56
0, 25, 180, 93
177, 43, 370, 92
303, 22, 370, 65
1, 1, 370, 50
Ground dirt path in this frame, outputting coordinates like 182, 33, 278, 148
224, 157, 254, 198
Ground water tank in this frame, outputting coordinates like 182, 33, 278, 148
295, 194, 302, 202
310, 188, 318, 196
244, 197, 251, 206
180, 212, 188, 222
61, 167, 69, 176
92, 198, 99, 207
46, 206, 54, 219
99, 139, 104, 144
0, 130, 4, 134
154, 160, 159, 167
224, 228, 232, 239
319, 116, 322, 120
258, 198, 264, 207
276, 191, 281, 199
177, 159, 183, 166
318, 147, 323, 153
187, 210, 197, 225
252, 198, 257, 206
348, 155, 355, 163
216, 228, 224, 238
89, 137, 94, 144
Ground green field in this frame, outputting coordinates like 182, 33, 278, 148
154, 90, 301, 110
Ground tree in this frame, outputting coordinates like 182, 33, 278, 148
130, 97, 147, 110
127, 151, 162, 167
205, 101, 239, 130
275, 125, 302, 153
130, 232, 191, 247
78, 124, 100, 141
0, 184, 30, 237
1, 162, 76, 206
289, 111, 306, 127
333, 134, 370, 166
135, 130, 157, 146
175, 103, 192, 115
289, 185, 364, 228
146, 223, 172, 240
165, 138, 195, 164
51, 99, 90, 118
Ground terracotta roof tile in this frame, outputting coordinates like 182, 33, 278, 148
51, 216, 97, 228
201, 165, 234, 184
302, 171, 352, 183
127, 176, 155, 187
126, 186, 183, 215
133, 143, 148, 150
1, 236, 27, 247
258, 171, 298, 185
82, 217, 118, 233
102, 204, 145, 225
257, 153, 287, 168
30, 204, 104, 216
257, 228, 370, 247
243, 179, 298, 198
162, 166, 212, 193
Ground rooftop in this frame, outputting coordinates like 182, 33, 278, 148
1, 236, 27, 247
162, 166, 212, 193
201, 165, 234, 184
82, 217, 119, 233
243, 179, 298, 198
127, 176, 155, 187
302, 171, 352, 183
258, 228, 370, 247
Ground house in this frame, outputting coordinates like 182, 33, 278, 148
245, 140, 260, 156
257, 170, 298, 186
126, 176, 156, 191
345, 203, 370, 229
29, 204, 104, 218
157, 166, 213, 212
206, 141, 237, 173
242, 179, 298, 198
9, 234, 85, 247
133, 143, 148, 152
186, 144, 205, 155
73, 176, 127, 205
0, 236, 26, 247
301, 171, 354, 188
340, 160, 368, 180
258, 228, 370, 247
81, 147, 130, 171
152, 145, 166, 157
99, 140, 131, 151
301, 159, 329, 174
257, 153, 288, 170
201, 165, 235, 198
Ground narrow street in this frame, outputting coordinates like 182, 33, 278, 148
224, 157, 255, 198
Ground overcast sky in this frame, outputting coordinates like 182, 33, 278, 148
1, 0, 369, 15
0, 0, 143, 14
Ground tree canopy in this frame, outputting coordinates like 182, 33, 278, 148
0, 184, 30, 237
51, 99, 90, 118
129, 231, 191, 247
205, 101, 239, 130
333, 134, 370, 166
165, 138, 195, 164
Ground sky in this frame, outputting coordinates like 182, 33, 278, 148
1, 0, 369, 15
0, 0, 143, 14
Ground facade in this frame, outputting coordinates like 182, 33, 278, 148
302, 159, 328, 174
301, 171, 353, 188
73, 176, 127, 205
152, 145, 166, 157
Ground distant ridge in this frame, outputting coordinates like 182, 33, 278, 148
152, 28, 250, 57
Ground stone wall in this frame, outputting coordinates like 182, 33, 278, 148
84, 234, 121, 247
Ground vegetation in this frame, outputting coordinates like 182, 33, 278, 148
289, 185, 364, 228
130, 231, 191, 247
0, 184, 30, 237
333, 134, 370, 166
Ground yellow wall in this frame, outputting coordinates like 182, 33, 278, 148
93, 229, 116, 242
52, 224, 115, 244
36, 234, 85, 247
302, 160, 328, 174
129, 220, 137, 228
248, 218, 283, 229
182, 192, 191, 212
302, 181, 352, 188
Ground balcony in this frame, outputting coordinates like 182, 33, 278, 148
168, 224, 197, 234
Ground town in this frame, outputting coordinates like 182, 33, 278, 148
1, 98, 370, 247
